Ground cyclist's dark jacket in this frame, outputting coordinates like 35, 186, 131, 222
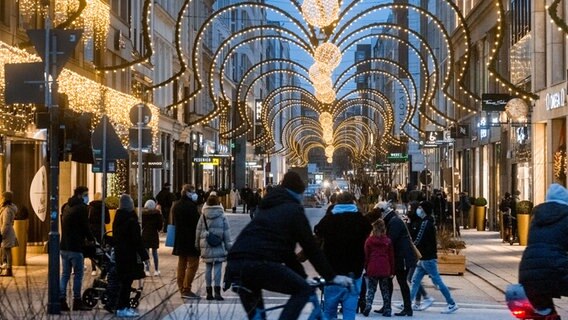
519, 188, 568, 296
228, 186, 336, 281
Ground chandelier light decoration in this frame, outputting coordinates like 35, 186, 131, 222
301, 0, 340, 29
310, 42, 342, 104
314, 43, 342, 70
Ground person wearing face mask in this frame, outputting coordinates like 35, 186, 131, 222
59, 186, 96, 311
409, 201, 459, 314
372, 201, 416, 316
171, 184, 201, 299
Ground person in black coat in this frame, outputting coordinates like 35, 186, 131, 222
409, 201, 458, 314
88, 192, 110, 275
156, 182, 176, 232
226, 171, 353, 320
247, 189, 262, 219
374, 201, 417, 316
142, 199, 163, 276
172, 184, 201, 299
519, 184, 568, 318
113, 194, 149, 318
315, 192, 372, 320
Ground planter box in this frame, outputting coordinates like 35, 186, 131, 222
438, 252, 466, 275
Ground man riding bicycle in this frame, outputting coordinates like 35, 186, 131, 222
225, 172, 353, 319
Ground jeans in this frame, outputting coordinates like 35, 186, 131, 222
226, 260, 313, 320
144, 248, 159, 271
407, 266, 428, 302
410, 259, 455, 305
205, 262, 223, 287
60, 250, 85, 300
177, 255, 199, 294
324, 276, 362, 320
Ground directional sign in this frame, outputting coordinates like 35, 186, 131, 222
27, 29, 83, 79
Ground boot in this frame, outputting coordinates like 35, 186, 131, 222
60, 298, 70, 312
1, 268, 12, 277
206, 286, 214, 300
214, 286, 224, 301
72, 298, 92, 311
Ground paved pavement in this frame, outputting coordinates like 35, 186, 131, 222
0, 205, 566, 319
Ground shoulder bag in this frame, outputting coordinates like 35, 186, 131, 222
203, 217, 223, 247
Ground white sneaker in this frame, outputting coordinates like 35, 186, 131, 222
145, 270, 151, 277
420, 297, 435, 311
154, 270, 161, 276
441, 304, 459, 314
412, 303, 421, 311
394, 303, 404, 310
91, 270, 97, 276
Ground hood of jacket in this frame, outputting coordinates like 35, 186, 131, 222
546, 183, 568, 206
367, 234, 391, 247
258, 186, 299, 209
202, 204, 224, 219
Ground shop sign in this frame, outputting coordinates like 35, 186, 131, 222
545, 88, 566, 110
482, 94, 511, 112
246, 161, 261, 168
387, 153, 408, 163
202, 140, 216, 155
193, 157, 219, 166
131, 154, 164, 169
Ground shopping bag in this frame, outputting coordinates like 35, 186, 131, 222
165, 224, 175, 247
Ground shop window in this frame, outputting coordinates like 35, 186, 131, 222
0, 0, 9, 26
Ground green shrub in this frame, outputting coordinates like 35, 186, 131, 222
105, 196, 119, 209
517, 200, 533, 215
474, 197, 487, 206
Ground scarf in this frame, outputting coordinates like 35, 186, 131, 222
331, 204, 358, 214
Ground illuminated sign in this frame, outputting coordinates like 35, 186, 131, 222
546, 89, 566, 110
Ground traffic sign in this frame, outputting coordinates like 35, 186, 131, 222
129, 104, 152, 126
4, 62, 45, 104
128, 127, 153, 150
419, 169, 432, 185
27, 29, 83, 79
92, 159, 117, 173
92, 115, 129, 160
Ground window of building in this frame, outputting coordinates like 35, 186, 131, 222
111, 0, 131, 24
0, 0, 9, 26
510, 0, 530, 46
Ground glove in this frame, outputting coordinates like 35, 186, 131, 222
332, 275, 353, 289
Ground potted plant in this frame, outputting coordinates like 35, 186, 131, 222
104, 196, 119, 236
516, 200, 533, 246
474, 197, 487, 231
13, 206, 30, 266
437, 229, 467, 275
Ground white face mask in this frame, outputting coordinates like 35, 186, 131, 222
83, 195, 89, 204
416, 208, 426, 219
191, 193, 198, 202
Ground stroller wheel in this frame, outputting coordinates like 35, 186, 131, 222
100, 291, 109, 305
129, 297, 140, 308
82, 288, 99, 308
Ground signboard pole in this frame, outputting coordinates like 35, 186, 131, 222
100, 116, 107, 246
46, 15, 61, 315
137, 104, 143, 225
450, 142, 457, 238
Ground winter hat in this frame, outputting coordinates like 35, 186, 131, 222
419, 201, 434, 216
281, 171, 306, 194
546, 183, 568, 206
119, 194, 134, 211
144, 199, 157, 209
374, 201, 393, 217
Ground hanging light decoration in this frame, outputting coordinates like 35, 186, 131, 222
314, 42, 342, 70
316, 89, 336, 104
505, 98, 529, 122
327, 157, 333, 164
309, 63, 332, 84
314, 78, 333, 92
301, 0, 340, 29
325, 145, 335, 157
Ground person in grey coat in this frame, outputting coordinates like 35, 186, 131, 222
195, 194, 232, 300
0, 192, 18, 277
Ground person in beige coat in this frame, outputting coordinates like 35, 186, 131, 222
0, 192, 18, 277
195, 194, 232, 300
229, 186, 240, 213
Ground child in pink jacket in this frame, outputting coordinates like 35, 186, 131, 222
363, 218, 395, 317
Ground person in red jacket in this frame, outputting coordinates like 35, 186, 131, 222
363, 218, 395, 317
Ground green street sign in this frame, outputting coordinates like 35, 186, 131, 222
387, 153, 408, 163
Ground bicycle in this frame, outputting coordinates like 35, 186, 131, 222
230, 277, 329, 320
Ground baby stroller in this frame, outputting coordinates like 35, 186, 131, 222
82, 233, 144, 310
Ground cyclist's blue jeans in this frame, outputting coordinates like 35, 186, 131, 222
60, 250, 84, 300
410, 259, 455, 305
324, 276, 362, 320
226, 260, 313, 320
